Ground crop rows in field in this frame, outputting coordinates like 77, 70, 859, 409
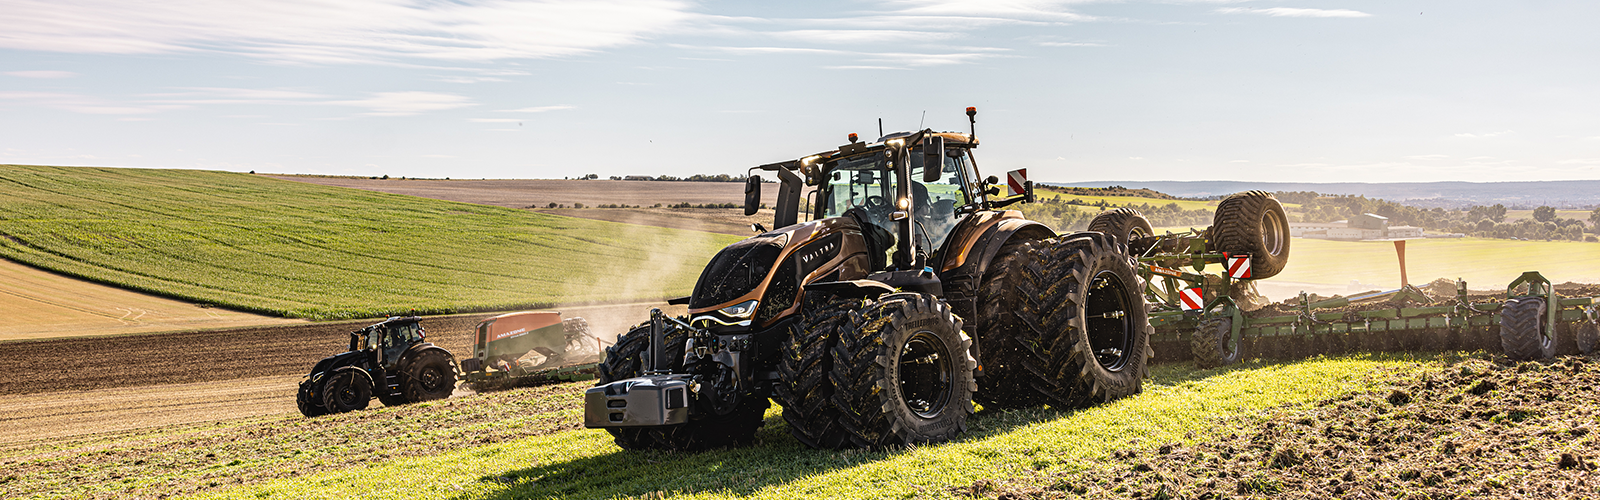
0, 165, 740, 319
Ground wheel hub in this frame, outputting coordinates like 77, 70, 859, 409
899, 331, 953, 419
1086, 271, 1134, 371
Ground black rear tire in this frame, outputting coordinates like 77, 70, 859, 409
321, 370, 371, 414
597, 321, 766, 451
403, 349, 456, 403
830, 293, 975, 448
1019, 233, 1153, 408
1499, 297, 1553, 361
1210, 191, 1291, 279
974, 239, 1050, 409
1087, 208, 1154, 247
776, 294, 857, 449
297, 379, 327, 417
1191, 316, 1241, 369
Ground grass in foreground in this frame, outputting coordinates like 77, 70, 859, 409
190, 354, 1430, 500
0, 165, 740, 319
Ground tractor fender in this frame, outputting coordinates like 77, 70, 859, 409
964, 218, 1056, 279
398, 343, 458, 376
329, 365, 375, 388
306, 350, 368, 380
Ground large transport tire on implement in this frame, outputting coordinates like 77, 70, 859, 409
296, 380, 328, 417
1087, 208, 1154, 247
597, 322, 768, 451
1017, 233, 1152, 408
1191, 316, 1241, 369
1210, 190, 1290, 280
321, 369, 371, 414
1499, 297, 1554, 361
974, 240, 1049, 409
830, 293, 976, 448
403, 349, 456, 403
776, 294, 858, 449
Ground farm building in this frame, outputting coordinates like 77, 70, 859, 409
1289, 214, 1425, 241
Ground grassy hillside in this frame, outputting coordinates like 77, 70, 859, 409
0, 165, 740, 319
186, 355, 1427, 500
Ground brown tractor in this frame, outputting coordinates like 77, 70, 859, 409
584, 108, 1154, 450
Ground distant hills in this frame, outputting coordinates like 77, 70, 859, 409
1051, 180, 1600, 209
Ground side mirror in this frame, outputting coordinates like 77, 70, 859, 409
744, 175, 762, 216
921, 136, 944, 183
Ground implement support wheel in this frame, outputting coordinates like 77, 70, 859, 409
1210, 190, 1291, 279
1191, 316, 1241, 369
1499, 297, 1554, 361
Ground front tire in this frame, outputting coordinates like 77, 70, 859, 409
297, 379, 327, 417
830, 293, 975, 448
776, 294, 857, 449
403, 349, 456, 403
321, 370, 371, 414
975, 240, 1050, 409
1210, 191, 1290, 279
1500, 297, 1553, 361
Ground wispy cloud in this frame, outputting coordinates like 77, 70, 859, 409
882, 0, 1096, 23
1454, 130, 1514, 139
768, 29, 960, 45
495, 105, 575, 113
335, 91, 475, 116
1217, 7, 1372, 18
1404, 154, 1450, 160
0, 0, 697, 64
0, 91, 184, 115
5, 70, 77, 78
469, 118, 523, 123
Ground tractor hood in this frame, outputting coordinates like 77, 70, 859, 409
687, 217, 869, 327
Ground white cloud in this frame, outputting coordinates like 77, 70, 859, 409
470, 118, 523, 123
336, 91, 475, 116
825, 65, 911, 70
435, 76, 509, 84
0, 0, 697, 64
1454, 130, 1514, 139
1128, 156, 1144, 160
0, 91, 184, 115
1404, 154, 1450, 160
145, 87, 331, 105
1039, 41, 1107, 47
882, 0, 1096, 23
1217, 7, 1372, 18
5, 70, 77, 78
769, 30, 960, 45
496, 105, 575, 113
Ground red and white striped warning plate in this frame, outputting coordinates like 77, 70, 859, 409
1007, 168, 1027, 197
1179, 287, 1204, 311
1226, 253, 1252, 279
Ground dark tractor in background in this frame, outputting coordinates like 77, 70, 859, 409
584, 108, 1156, 450
298, 316, 458, 417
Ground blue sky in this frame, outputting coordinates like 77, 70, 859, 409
1, 1, 1596, 184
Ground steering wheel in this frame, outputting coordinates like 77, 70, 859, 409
863, 195, 888, 210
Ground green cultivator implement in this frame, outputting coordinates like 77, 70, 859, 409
1126, 217, 1600, 366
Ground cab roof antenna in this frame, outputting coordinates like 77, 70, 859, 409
877, 118, 883, 139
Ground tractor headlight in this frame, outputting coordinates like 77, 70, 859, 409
719, 300, 759, 319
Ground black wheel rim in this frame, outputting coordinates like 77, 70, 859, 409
1087, 270, 1134, 371
420, 367, 443, 391
898, 330, 953, 419
334, 375, 361, 406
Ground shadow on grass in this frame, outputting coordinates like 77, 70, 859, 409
457, 352, 1455, 499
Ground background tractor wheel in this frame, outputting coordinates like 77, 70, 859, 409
296, 380, 327, 417
830, 293, 975, 448
1499, 297, 1553, 361
1577, 320, 1600, 355
1191, 316, 1241, 369
321, 370, 371, 414
1087, 208, 1154, 247
597, 321, 766, 451
403, 349, 456, 403
776, 294, 858, 449
1210, 190, 1291, 279
974, 239, 1049, 409
1020, 233, 1152, 408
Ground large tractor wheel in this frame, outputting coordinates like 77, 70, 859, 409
1210, 190, 1290, 279
403, 349, 456, 403
597, 321, 767, 451
775, 294, 858, 449
1191, 316, 1242, 369
1087, 208, 1154, 248
1500, 297, 1554, 361
321, 369, 371, 414
830, 293, 976, 448
974, 239, 1049, 409
1020, 233, 1152, 408
296, 380, 328, 417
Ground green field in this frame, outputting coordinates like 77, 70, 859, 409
0, 165, 740, 319
1273, 237, 1600, 289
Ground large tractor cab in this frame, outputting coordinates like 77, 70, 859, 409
586, 108, 1155, 451
297, 316, 458, 417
